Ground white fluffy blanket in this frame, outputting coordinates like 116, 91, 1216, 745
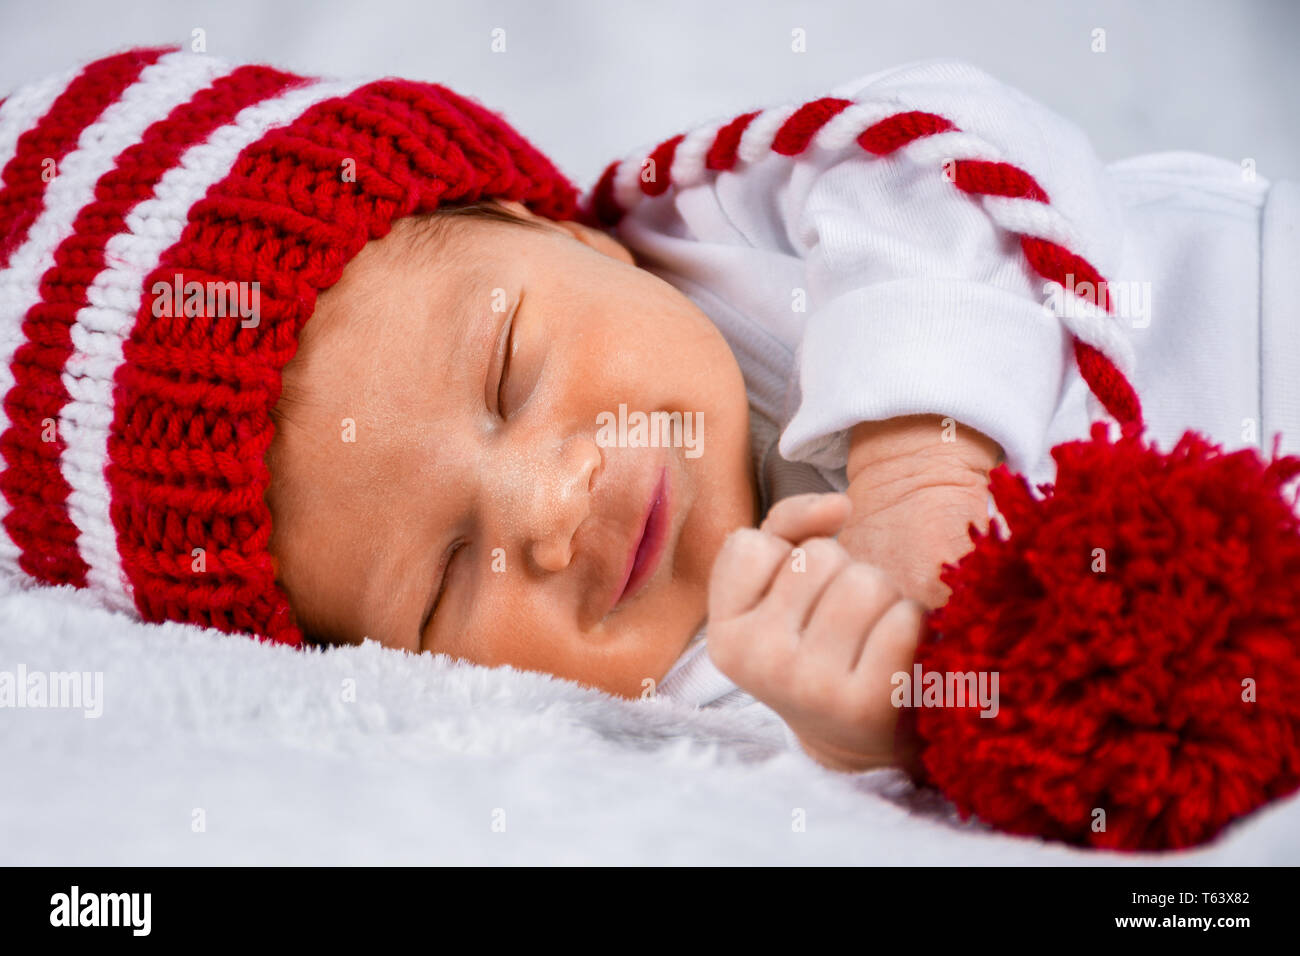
2, 577, 1297, 865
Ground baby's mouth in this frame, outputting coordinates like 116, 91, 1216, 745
607, 465, 671, 616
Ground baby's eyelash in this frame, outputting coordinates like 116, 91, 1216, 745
496, 311, 516, 418
424, 539, 467, 634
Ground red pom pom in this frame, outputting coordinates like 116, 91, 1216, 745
910, 422, 1300, 850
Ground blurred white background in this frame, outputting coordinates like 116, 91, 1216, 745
1, 0, 1296, 187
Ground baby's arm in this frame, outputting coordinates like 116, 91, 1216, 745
707, 493, 924, 773
839, 414, 1002, 609
771, 62, 1131, 564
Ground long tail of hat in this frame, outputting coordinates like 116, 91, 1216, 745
583, 96, 1143, 429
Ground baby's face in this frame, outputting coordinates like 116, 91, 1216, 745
266, 202, 756, 698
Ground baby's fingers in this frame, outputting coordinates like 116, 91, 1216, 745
762, 536, 851, 632
854, 598, 925, 686
801, 563, 900, 671
708, 528, 790, 622
760, 492, 851, 544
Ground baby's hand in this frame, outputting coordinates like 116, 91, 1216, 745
840, 415, 1002, 609
707, 493, 924, 773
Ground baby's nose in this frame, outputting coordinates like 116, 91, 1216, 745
515, 435, 601, 573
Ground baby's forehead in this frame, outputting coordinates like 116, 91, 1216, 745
307, 216, 466, 335
302, 201, 562, 376
286, 217, 517, 416
346, 210, 521, 300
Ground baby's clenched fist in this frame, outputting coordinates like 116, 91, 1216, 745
706, 494, 925, 773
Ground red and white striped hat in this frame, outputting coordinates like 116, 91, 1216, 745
0, 46, 579, 645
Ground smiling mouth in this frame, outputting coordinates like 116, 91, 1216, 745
612, 466, 670, 612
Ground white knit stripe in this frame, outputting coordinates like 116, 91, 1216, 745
59, 77, 367, 612
896, 128, 1004, 169
983, 194, 1129, 370
736, 104, 798, 165
612, 155, 645, 215
810, 100, 910, 152
668, 119, 725, 191
981, 194, 1090, 261
1040, 280, 1136, 376
0, 50, 228, 579
0, 65, 81, 178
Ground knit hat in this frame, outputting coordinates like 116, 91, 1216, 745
0, 46, 580, 645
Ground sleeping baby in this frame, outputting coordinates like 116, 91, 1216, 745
1, 49, 1294, 775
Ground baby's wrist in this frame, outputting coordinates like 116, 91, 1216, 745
846, 414, 1001, 490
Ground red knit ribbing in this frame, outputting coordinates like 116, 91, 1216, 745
0, 48, 170, 267
1019, 235, 1113, 313
641, 134, 685, 197
951, 159, 1049, 202
0, 64, 302, 590
706, 110, 760, 172
107, 77, 579, 644
440, 86, 580, 217
590, 160, 622, 227
857, 110, 956, 155
1073, 340, 1142, 425
772, 97, 853, 155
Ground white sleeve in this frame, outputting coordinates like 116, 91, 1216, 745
778, 59, 1129, 474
